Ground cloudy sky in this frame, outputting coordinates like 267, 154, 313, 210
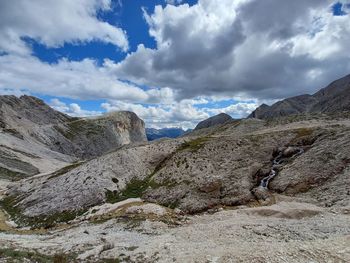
0, 0, 349, 128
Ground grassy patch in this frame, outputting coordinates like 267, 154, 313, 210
48, 162, 84, 179
56, 119, 103, 140
0, 248, 52, 263
0, 195, 86, 229
126, 246, 138, 252
295, 127, 314, 138
105, 175, 178, 204
163, 199, 181, 210
0, 248, 75, 263
105, 154, 178, 203
0, 167, 27, 181
99, 259, 120, 263
105, 177, 153, 203
289, 127, 315, 146
176, 136, 211, 153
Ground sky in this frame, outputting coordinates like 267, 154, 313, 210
0, 0, 350, 129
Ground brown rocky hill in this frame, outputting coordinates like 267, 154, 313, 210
249, 74, 350, 119
194, 113, 232, 130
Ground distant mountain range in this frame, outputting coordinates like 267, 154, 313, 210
146, 127, 190, 141
249, 74, 350, 119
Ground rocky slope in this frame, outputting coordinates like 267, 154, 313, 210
0, 95, 147, 180
249, 74, 350, 119
1, 199, 349, 262
3, 112, 350, 227
194, 113, 232, 130
1, 91, 350, 262
0, 112, 349, 262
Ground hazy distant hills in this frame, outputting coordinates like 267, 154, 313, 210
146, 112, 233, 140
146, 127, 189, 141
249, 74, 350, 119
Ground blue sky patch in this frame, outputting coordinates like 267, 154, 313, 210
332, 2, 348, 16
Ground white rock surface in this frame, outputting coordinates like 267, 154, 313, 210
0, 200, 349, 262
126, 203, 167, 216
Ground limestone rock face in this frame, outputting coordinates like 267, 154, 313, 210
0, 95, 147, 179
249, 74, 350, 119
53, 111, 147, 159
194, 113, 232, 130
3, 112, 350, 224
7, 139, 181, 217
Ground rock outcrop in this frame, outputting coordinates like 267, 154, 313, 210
5, 112, 350, 225
1, 75, 350, 229
249, 74, 350, 119
52, 111, 147, 158
1, 118, 350, 262
194, 113, 232, 130
0, 95, 147, 179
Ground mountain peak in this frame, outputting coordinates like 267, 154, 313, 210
194, 113, 232, 130
248, 74, 350, 119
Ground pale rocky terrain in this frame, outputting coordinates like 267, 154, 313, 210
1, 90, 350, 262
0, 95, 147, 181
0, 194, 349, 262
0, 113, 349, 262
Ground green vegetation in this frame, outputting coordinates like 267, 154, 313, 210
108, 178, 150, 202
56, 119, 103, 140
99, 259, 120, 263
126, 246, 138, 252
105, 176, 176, 203
288, 127, 315, 146
48, 162, 84, 179
0, 167, 27, 181
106, 154, 178, 203
0, 248, 74, 263
295, 127, 314, 138
0, 195, 86, 229
176, 136, 211, 153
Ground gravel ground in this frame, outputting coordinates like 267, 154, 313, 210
0, 197, 349, 262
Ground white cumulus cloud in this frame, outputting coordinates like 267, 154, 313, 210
50, 98, 102, 117
0, 0, 129, 55
115, 0, 350, 101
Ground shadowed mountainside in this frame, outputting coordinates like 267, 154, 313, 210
194, 113, 233, 130
249, 74, 350, 119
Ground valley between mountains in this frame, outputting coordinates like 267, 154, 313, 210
0, 75, 350, 262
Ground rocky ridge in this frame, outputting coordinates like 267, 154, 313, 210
249, 74, 350, 119
3, 113, 350, 227
194, 113, 233, 130
0, 95, 147, 180
1, 80, 350, 261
